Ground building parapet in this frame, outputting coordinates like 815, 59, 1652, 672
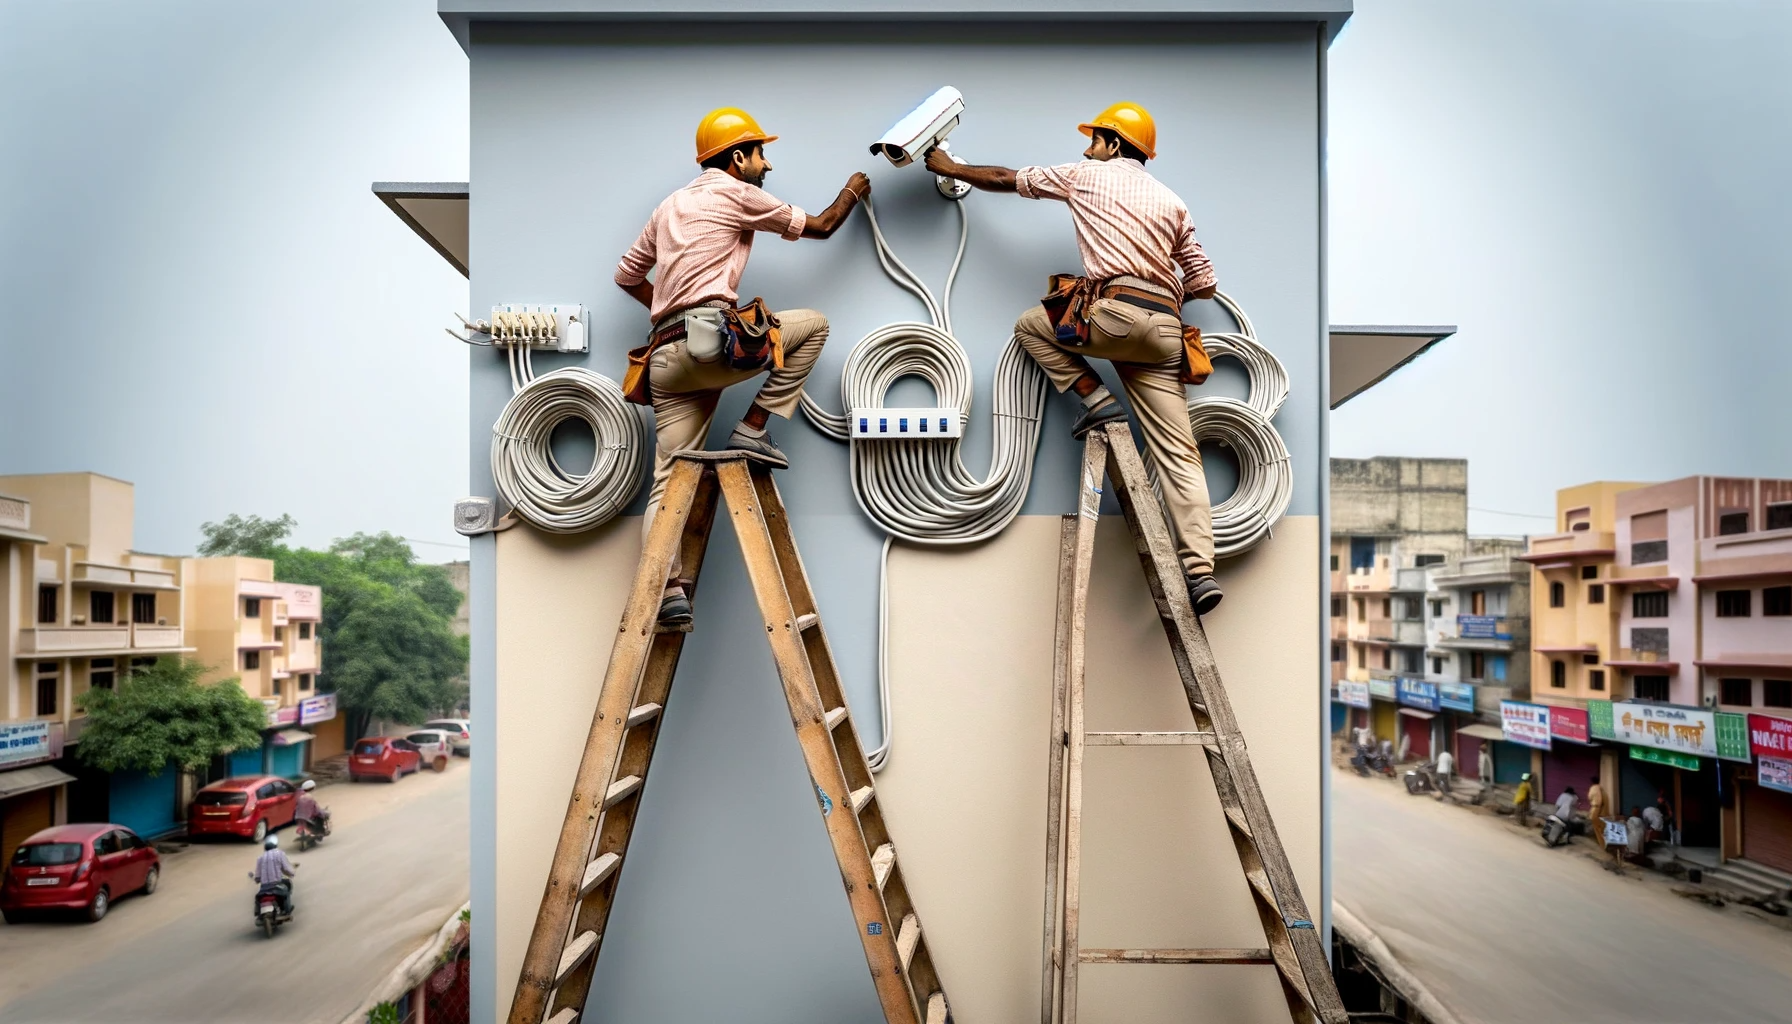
1520, 530, 1616, 564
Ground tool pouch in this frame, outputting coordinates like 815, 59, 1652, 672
1040, 273, 1097, 346
721, 297, 784, 371
1180, 324, 1212, 386
622, 319, 689, 406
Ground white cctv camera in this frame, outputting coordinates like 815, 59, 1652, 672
870, 86, 971, 200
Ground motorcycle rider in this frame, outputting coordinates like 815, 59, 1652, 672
254, 834, 297, 915
294, 779, 329, 836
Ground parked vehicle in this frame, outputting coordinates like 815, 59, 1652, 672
422, 718, 471, 756
1541, 814, 1583, 848
2, 823, 160, 924
249, 872, 294, 937
405, 729, 455, 772
1350, 745, 1393, 778
349, 736, 423, 783
188, 776, 301, 842
1403, 761, 1440, 796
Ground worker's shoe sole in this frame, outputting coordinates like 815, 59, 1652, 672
1187, 574, 1224, 616
1071, 401, 1128, 438
725, 429, 789, 468
657, 590, 693, 629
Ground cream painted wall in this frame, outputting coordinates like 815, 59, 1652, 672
493, 513, 1320, 1022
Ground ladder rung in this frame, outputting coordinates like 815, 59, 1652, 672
626, 702, 663, 728
796, 612, 819, 632
1084, 730, 1216, 746
578, 853, 620, 897
1223, 803, 1253, 839
926, 991, 948, 1024
652, 619, 694, 634
603, 775, 643, 808
546, 1008, 579, 1024
896, 913, 921, 970
554, 930, 599, 987
1079, 947, 1274, 965
1245, 866, 1275, 906
850, 785, 875, 815
871, 843, 896, 892
825, 705, 849, 730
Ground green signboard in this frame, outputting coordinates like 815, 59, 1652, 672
1588, 699, 1616, 741
1630, 745, 1701, 772
1716, 712, 1751, 762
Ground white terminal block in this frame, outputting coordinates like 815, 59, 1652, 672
849, 407, 963, 439
490, 303, 588, 354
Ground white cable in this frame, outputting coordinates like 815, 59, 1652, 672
1202, 290, 1289, 420
490, 355, 644, 534
1185, 396, 1293, 557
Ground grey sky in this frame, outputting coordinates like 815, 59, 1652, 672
2, 1, 1786, 551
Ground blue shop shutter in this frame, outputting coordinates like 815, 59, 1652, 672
1491, 655, 1508, 682
272, 743, 305, 779
227, 747, 263, 776
107, 765, 179, 839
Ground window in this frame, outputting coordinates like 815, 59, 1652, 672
1354, 598, 1365, 620
257, 783, 278, 800
1551, 660, 1566, 688
298, 622, 312, 640
89, 657, 115, 691
1330, 597, 1344, 618
1581, 565, 1599, 580
273, 679, 283, 697
1356, 647, 1366, 668
36, 671, 57, 716
243, 650, 260, 671
300, 673, 313, 691
1430, 599, 1445, 618
1716, 590, 1752, 617
1550, 581, 1566, 608
1380, 649, 1392, 670
1632, 540, 1668, 564
1350, 537, 1376, 571
129, 657, 156, 671
1634, 675, 1671, 702
1770, 503, 1792, 531
1582, 653, 1600, 665
1414, 554, 1445, 567
37, 585, 57, 624
1381, 598, 1392, 618
1566, 507, 1591, 532
1589, 670, 1606, 692
274, 626, 285, 642
90, 590, 115, 624
1588, 584, 1605, 604
1720, 678, 1753, 706
1470, 590, 1487, 615
1330, 554, 1340, 571
1400, 649, 1422, 674
1719, 511, 1750, 536
1469, 652, 1486, 681
1631, 511, 1668, 565
1432, 657, 1445, 675
244, 597, 261, 618
1765, 587, 1791, 616
1633, 591, 1669, 618
131, 593, 155, 623
1766, 680, 1792, 709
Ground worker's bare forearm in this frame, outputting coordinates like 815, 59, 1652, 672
927, 152, 1017, 193
803, 172, 873, 239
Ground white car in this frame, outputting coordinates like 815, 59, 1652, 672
404, 729, 455, 770
422, 718, 471, 756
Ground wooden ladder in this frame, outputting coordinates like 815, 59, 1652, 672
1040, 423, 1347, 1024
506, 450, 952, 1024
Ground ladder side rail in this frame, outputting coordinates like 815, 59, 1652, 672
1098, 424, 1347, 1023
550, 467, 724, 1018
507, 460, 712, 1024
1040, 515, 1078, 1024
716, 462, 925, 1024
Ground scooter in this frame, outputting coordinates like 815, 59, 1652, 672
295, 813, 332, 852
1541, 814, 1583, 848
1403, 761, 1440, 796
249, 873, 295, 937
1350, 746, 1391, 777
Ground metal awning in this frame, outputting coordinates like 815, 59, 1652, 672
1328, 325, 1457, 408
1398, 708, 1435, 720
270, 729, 314, 747
0, 764, 76, 801
1458, 723, 1505, 741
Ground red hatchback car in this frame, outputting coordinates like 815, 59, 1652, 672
2, 823, 160, 923
350, 736, 423, 782
187, 775, 300, 843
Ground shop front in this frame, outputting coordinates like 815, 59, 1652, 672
299, 693, 341, 766
1369, 679, 1399, 745
1397, 678, 1439, 761
1540, 704, 1601, 806
0, 720, 72, 865
1595, 700, 1748, 849
1742, 715, 1792, 872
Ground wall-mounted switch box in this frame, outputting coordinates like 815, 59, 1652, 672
848, 407, 963, 439
490, 303, 587, 353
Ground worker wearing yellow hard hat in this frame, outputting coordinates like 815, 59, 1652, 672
615, 106, 872, 626
928, 101, 1229, 616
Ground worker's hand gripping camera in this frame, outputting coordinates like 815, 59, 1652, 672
869, 86, 971, 200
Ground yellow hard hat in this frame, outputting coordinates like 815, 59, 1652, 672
1078, 101, 1157, 160
695, 107, 778, 164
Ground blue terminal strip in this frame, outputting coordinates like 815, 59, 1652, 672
879, 418, 888, 433
859, 417, 868, 433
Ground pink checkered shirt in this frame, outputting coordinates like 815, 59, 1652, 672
1014, 158, 1216, 300
614, 168, 808, 323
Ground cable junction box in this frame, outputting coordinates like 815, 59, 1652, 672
848, 407, 962, 439
490, 303, 588, 353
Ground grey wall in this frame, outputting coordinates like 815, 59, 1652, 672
469, 21, 1321, 1022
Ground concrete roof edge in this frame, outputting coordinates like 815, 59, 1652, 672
1329, 325, 1458, 338
372, 182, 470, 198
437, 1, 1353, 54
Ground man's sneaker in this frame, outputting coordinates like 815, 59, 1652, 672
657, 588, 693, 628
1071, 401, 1128, 438
725, 426, 789, 468
1187, 574, 1224, 616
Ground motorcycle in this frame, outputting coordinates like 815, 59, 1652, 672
1541, 813, 1583, 848
296, 813, 332, 852
1402, 761, 1439, 796
1350, 745, 1395, 778
249, 872, 295, 937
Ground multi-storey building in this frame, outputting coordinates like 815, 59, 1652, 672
1423, 538, 1534, 782
0, 474, 195, 854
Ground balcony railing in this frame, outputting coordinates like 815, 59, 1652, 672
1347, 567, 1392, 593
17, 626, 130, 654
0, 495, 28, 531
131, 624, 183, 650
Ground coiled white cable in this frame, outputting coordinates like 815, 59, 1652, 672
1185, 396, 1293, 556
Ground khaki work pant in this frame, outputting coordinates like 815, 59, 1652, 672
642, 308, 829, 584
1015, 301, 1215, 577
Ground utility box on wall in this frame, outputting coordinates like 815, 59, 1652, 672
447, 3, 1347, 1021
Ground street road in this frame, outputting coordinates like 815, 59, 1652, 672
1334, 767, 1792, 1024
0, 757, 469, 1024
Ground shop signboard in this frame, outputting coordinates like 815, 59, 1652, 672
1612, 701, 1717, 758
1630, 745, 1700, 772
1439, 682, 1476, 713
268, 705, 300, 728
1715, 712, 1751, 762
1549, 705, 1591, 744
1603, 818, 1629, 848
1758, 756, 1792, 795
1397, 678, 1439, 712
1367, 679, 1397, 702
0, 720, 52, 769
1335, 681, 1370, 709
1500, 701, 1552, 750
1457, 615, 1510, 640
1588, 699, 1616, 741
1747, 714, 1792, 760
299, 693, 337, 725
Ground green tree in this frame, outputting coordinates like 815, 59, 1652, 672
197, 513, 296, 558
75, 657, 266, 775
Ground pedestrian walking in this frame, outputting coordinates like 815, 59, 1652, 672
1585, 775, 1606, 829
1513, 772, 1534, 827
1626, 806, 1648, 860
1477, 744, 1494, 803
1435, 748, 1455, 798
